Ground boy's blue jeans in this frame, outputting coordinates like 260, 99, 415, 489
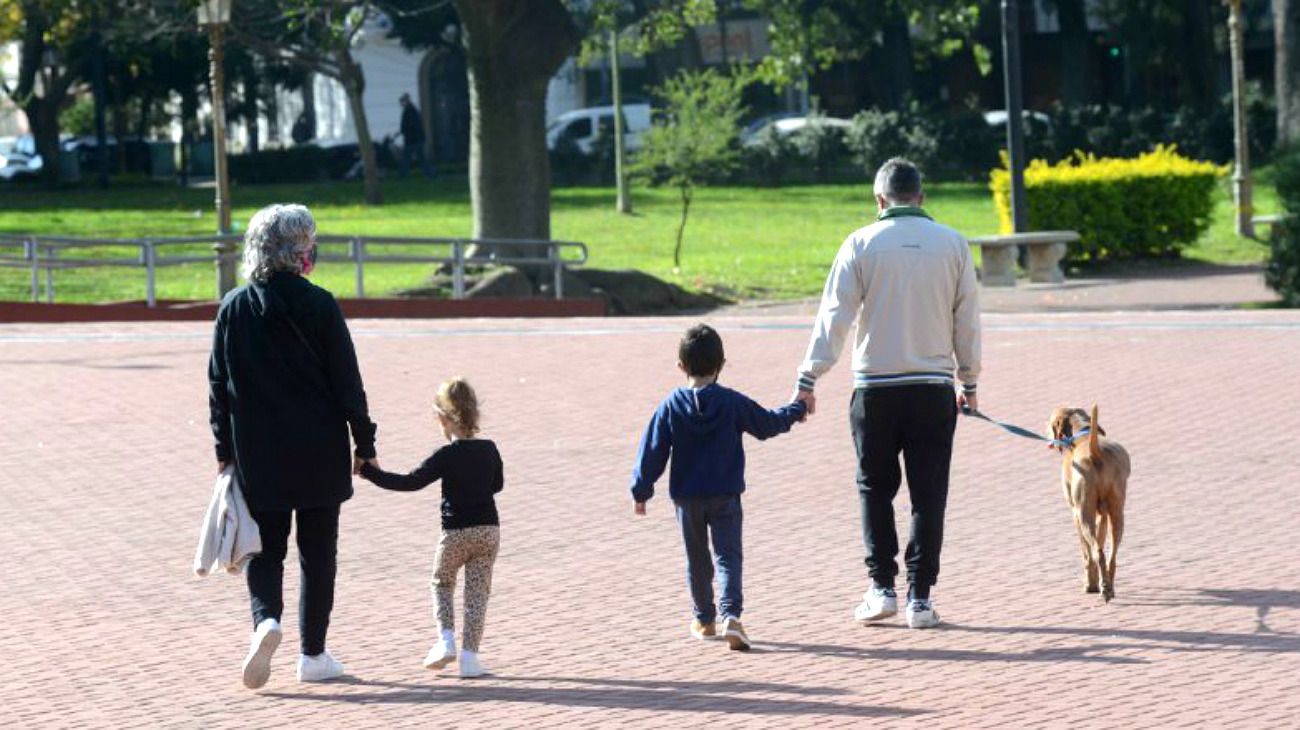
674, 494, 743, 623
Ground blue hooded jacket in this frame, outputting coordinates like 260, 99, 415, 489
630, 383, 806, 502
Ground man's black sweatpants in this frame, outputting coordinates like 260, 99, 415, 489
246, 505, 340, 656
849, 385, 957, 599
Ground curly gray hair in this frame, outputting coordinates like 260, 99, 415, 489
241, 203, 317, 283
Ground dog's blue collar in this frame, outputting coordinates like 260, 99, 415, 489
1050, 429, 1090, 450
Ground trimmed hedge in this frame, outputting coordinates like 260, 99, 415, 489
989, 146, 1225, 261
1265, 145, 1300, 306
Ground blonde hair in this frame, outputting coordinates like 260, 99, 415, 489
435, 377, 480, 436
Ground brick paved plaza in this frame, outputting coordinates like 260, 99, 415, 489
2, 311, 1298, 728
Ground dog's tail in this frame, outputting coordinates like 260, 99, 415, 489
1088, 404, 1103, 463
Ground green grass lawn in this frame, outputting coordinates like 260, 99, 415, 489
0, 172, 1277, 303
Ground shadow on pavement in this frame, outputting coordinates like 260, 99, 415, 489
1120, 588, 1300, 635
761, 639, 1147, 665
943, 621, 1300, 653
263, 675, 924, 717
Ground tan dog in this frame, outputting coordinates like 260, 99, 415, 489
1048, 405, 1131, 602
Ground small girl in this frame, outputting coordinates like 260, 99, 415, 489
359, 378, 503, 678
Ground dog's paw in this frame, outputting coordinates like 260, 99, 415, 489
1084, 585, 1100, 594
1102, 587, 1115, 603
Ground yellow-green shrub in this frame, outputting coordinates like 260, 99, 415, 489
989, 146, 1225, 260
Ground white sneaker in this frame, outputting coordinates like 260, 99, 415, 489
297, 650, 345, 682
242, 618, 282, 690
458, 650, 486, 678
906, 598, 941, 629
423, 630, 457, 670
854, 586, 898, 622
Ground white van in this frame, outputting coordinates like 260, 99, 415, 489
546, 103, 652, 155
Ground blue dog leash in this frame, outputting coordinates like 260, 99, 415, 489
960, 406, 1087, 449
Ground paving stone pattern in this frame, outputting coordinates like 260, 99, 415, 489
1, 311, 1297, 728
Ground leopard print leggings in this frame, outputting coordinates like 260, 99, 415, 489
431, 525, 500, 652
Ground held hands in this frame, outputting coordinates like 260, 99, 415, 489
634, 502, 647, 517
353, 455, 381, 475
795, 389, 816, 418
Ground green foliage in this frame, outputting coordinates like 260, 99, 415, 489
633, 68, 748, 189
745, 0, 985, 88
632, 68, 748, 266
1265, 146, 1300, 305
1045, 87, 1277, 166
990, 146, 1226, 261
845, 105, 943, 177
59, 98, 95, 136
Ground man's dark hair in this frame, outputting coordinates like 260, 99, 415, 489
679, 324, 725, 377
873, 157, 923, 203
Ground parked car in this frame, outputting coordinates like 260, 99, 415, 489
546, 103, 653, 155
0, 135, 43, 182
982, 109, 1053, 131
740, 115, 852, 145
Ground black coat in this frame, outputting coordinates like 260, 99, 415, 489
400, 104, 424, 144
209, 272, 377, 512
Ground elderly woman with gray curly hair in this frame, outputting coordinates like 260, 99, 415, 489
208, 203, 379, 689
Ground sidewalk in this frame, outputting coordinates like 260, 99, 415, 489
720, 264, 1278, 316
1, 310, 1297, 728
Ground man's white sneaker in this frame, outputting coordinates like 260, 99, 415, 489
906, 598, 941, 629
424, 630, 457, 670
241, 618, 282, 690
297, 650, 345, 682
854, 586, 898, 622
458, 650, 486, 678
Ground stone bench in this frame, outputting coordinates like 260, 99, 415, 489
968, 230, 1081, 286
1252, 213, 1294, 240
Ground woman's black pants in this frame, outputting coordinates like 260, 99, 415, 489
246, 505, 340, 656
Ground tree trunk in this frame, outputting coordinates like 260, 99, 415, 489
180, 87, 198, 185
244, 62, 260, 154
1056, 0, 1089, 105
454, 0, 580, 249
881, 9, 915, 106
674, 184, 692, 270
339, 53, 382, 205
1279, 0, 1300, 145
26, 98, 63, 187
1182, 0, 1218, 108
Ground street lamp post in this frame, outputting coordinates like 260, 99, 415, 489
199, 0, 236, 296
1226, 0, 1255, 238
1001, 0, 1028, 234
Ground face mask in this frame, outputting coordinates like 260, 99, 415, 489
301, 245, 318, 276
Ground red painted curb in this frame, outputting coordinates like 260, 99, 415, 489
0, 298, 607, 323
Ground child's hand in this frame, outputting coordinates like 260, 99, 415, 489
634, 502, 647, 516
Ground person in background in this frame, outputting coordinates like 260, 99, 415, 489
399, 92, 436, 179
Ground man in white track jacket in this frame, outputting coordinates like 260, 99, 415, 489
795, 157, 981, 630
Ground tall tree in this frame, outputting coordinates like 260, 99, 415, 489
1279, 0, 1300, 145
230, 0, 388, 205
745, 0, 982, 104
1, 1, 86, 186
1051, 0, 1089, 105
450, 0, 579, 243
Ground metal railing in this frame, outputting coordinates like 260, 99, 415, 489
0, 233, 588, 306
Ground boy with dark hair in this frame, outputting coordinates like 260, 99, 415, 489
630, 323, 807, 650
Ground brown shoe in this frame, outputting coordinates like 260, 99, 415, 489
722, 617, 750, 651
689, 619, 716, 640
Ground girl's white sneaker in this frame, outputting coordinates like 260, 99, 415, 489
297, 650, 345, 682
423, 633, 457, 670
458, 650, 486, 678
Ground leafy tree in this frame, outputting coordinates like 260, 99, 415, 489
743, 0, 983, 105
632, 68, 747, 268
229, 0, 393, 205
1279, 0, 1300, 145
0, 1, 94, 186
